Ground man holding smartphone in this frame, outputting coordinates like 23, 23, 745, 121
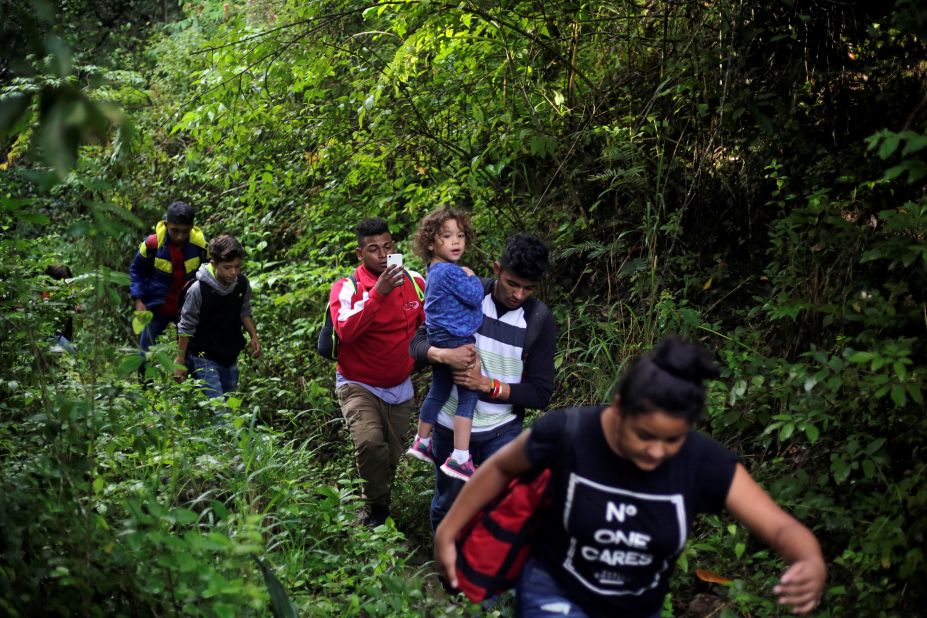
328, 217, 426, 527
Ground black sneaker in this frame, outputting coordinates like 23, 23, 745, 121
363, 505, 390, 528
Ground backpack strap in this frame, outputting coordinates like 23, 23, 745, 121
521, 298, 551, 360
177, 277, 198, 311
554, 408, 582, 499
142, 233, 159, 260
403, 269, 424, 301
564, 408, 580, 449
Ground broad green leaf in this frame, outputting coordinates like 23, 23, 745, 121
893, 361, 908, 382
905, 383, 924, 404
848, 351, 873, 364
878, 132, 900, 159
890, 384, 906, 407
210, 500, 230, 520
831, 455, 851, 484
803, 423, 820, 443
172, 508, 199, 525
116, 354, 144, 375
901, 131, 927, 155
735, 542, 746, 559
132, 310, 152, 334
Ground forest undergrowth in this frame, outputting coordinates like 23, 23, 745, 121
1, 0, 925, 616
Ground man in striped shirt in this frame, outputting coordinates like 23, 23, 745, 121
409, 233, 556, 530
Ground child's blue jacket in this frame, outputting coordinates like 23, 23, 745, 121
424, 262, 484, 337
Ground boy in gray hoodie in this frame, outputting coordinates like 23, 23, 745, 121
174, 235, 261, 398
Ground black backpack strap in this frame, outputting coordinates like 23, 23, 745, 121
522, 298, 551, 360
564, 408, 580, 446
177, 276, 200, 312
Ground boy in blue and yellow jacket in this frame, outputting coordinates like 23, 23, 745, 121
129, 201, 208, 352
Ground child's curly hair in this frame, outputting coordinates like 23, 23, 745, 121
412, 206, 476, 262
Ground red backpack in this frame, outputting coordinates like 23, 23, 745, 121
453, 410, 579, 603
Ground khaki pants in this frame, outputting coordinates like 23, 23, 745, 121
337, 383, 415, 509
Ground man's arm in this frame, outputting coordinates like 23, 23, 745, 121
434, 431, 533, 589
333, 266, 405, 344
129, 244, 153, 307
330, 277, 379, 344
241, 315, 261, 357
726, 464, 826, 614
174, 282, 202, 380
239, 282, 261, 357
177, 282, 202, 338
409, 322, 477, 369
174, 335, 190, 381
448, 309, 556, 409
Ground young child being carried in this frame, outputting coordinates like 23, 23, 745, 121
174, 235, 261, 399
406, 206, 484, 481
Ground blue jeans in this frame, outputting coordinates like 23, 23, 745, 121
516, 556, 661, 618
429, 419, 522, 531
419, 333, 478, 424
188, 354, 239, 399
51, 334, 76, 354
139, 310, 176, 352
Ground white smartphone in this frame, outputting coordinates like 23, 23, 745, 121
387, 253, 403, 269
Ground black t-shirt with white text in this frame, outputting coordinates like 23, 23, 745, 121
525, 406, 738, 618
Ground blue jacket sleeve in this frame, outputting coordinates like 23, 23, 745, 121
129, 250, 151, 299
444, 266, 485, 308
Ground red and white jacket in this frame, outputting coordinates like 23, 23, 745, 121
329, 264, 425, 387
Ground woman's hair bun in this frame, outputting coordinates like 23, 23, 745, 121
651, 336, 720, 382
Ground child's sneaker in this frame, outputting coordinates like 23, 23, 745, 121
406, 436, 434, 463
440, 456, 476, 481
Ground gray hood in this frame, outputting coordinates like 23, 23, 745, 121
195, 263, 239, 295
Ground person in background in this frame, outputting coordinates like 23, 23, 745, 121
174, 234, 260, 398
435, 337, 827, 618
409, 232, 556, 530
42, 264, 77, 352
129, 200, 208, 353
328, 217, 426, 527
405, 206, 485, 482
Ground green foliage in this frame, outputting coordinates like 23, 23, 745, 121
3, 0, 927, 615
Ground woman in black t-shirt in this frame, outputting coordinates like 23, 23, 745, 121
435, 337, 826, 618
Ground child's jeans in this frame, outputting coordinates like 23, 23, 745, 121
188, 354, 239, 399
419, 332, 478, 425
